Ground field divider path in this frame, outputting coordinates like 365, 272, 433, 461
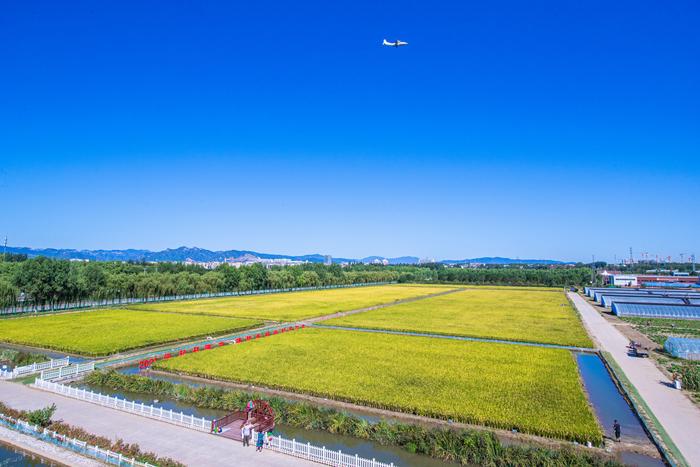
311, 324, 597, 352
303, 287, 467, 324
97, 322, 299, 369
568, 292, 700, 466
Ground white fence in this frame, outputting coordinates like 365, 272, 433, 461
267, 434, 394, 467
0, 357, 70, 379
0, 413, 154, 466
34, 378, 211, 432
31, 380, 396, 467
40, 361, 95, 381
1, 282, 395, 315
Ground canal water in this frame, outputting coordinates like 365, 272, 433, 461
0, 440, 58, 466
576, 353, 665, 467
576, 353, 648, 442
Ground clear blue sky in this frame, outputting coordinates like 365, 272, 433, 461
2, 1, 698, 262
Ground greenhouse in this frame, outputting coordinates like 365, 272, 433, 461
664, 337, 700, 361
600, 294, 686, 308
612, 302, 700, 319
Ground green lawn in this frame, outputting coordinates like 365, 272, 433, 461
128, 284, 458, 321
156, 328, 601, 443
323, 288, 593, 347
0, 309, 262, 356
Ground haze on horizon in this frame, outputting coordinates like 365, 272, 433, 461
2, 1, 698, 264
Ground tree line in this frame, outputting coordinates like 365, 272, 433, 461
0, 256, 592, 308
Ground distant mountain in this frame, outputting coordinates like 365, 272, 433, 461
4, 246, 570, 265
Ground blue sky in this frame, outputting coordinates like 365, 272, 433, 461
2, 1, 698, 262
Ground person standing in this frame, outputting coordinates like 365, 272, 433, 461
256, 430, 265, 452
613, 420, 621, 442
242, 423, 252, 447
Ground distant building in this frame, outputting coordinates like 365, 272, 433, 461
607, 274, 638, 287
324, 255, 332, 266
418, 257, 435, 265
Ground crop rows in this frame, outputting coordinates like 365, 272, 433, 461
155, 328, 602, 443
0, 309, 262, 356
324, 288, 593, 347
128, 284, 457, 321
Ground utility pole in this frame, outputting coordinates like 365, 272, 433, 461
692, 254, 696, 274
2, 236, 6, 262
591, 254, 596, 285
629, 247, 634, 265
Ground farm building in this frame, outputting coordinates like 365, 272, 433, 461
606, 274, 639, 287
664, 337, 700, 361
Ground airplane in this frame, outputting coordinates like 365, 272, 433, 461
382, 39, 408, 47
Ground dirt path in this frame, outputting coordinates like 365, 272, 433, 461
569, 292, 700, 466
304, 287, 466, 323
0, 380, 311, 467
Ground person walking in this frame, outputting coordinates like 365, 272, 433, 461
613, 419, 621, 442
256, 430, 265, 452
242, 423, 252, 447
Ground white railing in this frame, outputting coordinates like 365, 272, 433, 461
0, 357, 70, 379
40, 361, 95, 381
267, 433, 394, 467
1, 282, 395, 315
0, 413, 154, 466
34, 378, 211, 432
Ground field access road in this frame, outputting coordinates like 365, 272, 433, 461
312, 324, 596, 352
0, 380, 311, 467
568, 292, 700, 466
305, 287, 465, 323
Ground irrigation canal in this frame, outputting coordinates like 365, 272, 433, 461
0, 440, 58, 467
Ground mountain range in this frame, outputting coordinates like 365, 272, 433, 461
4, 246, 572, 265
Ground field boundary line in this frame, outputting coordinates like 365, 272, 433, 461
312, 324, 597, 351
304, 287, 466, 323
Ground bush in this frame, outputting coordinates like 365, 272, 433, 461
27, 403, 55, 427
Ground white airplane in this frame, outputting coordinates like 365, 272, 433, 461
382, 39, 408, 47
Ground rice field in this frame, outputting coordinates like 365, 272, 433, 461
155, 328, 602, 443
0, 310, 262, 356
323, 288, 593, 347
128, 284, 457, 321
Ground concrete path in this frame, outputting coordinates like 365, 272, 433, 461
568, 292, 700, 466
0, 380, 311, 467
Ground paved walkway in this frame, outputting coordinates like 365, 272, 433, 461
568, 292, 700, 466
0, 380, 311, 466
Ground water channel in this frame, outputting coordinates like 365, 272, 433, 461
0, 440, 59, 467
